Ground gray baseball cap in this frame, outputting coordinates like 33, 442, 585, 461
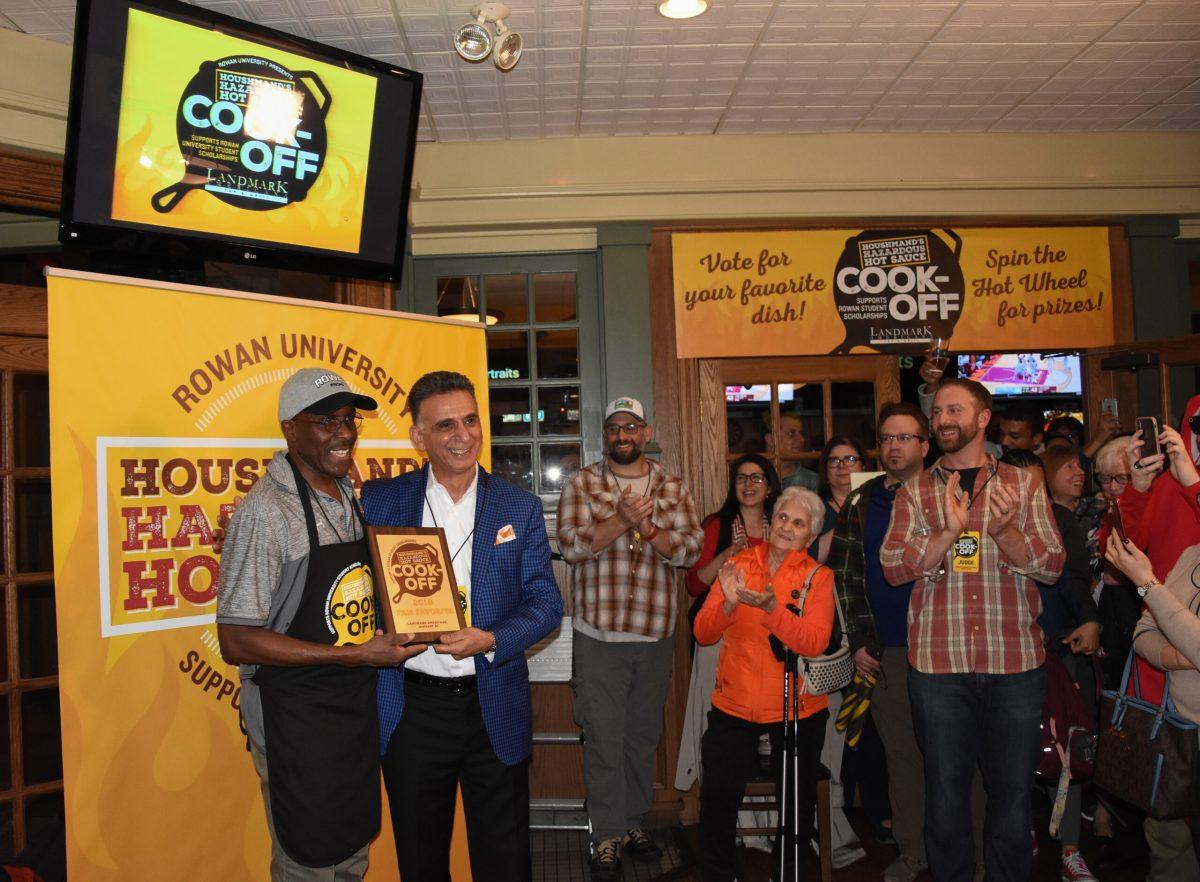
278, 368, 378, 421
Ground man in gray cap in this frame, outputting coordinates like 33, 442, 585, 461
217, 367, 422, 882
557, 396, 704, 880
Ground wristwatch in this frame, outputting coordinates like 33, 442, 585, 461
488, 631, 498, 653
1137, 578, 1161, 598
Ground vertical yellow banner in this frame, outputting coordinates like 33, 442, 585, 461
49, 269, 487, 880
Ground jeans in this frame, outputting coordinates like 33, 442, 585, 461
909, 665, 1046, 882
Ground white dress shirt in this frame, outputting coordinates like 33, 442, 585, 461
405, 470, 479, 678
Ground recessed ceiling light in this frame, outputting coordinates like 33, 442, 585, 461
658, 0, 708, 19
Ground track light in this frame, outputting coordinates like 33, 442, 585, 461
452, 3, 522, 71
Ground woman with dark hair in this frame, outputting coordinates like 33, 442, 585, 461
813, 435, 867, 562
676, 455, 781, 796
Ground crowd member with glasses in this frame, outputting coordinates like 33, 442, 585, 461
1097, 396, 1200, 882
217, 369, 424, 882
676, 455, 781, 796
558, 396, 704, 881
828, 401, 980, 882
813, 436, 867, 563
694, 486, 835, 882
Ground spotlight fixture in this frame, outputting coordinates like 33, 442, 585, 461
658, 0, 708, 19
453, 3, 523, 71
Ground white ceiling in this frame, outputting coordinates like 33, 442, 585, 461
2, 0, 1198, 140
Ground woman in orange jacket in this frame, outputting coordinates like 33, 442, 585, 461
694, 485, 835, 882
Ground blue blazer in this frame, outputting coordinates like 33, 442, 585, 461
361, 464, 563, 765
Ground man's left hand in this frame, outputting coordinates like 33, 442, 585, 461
1062, 622, 1101, 655
434, 627, 495, 660
986, 483, 1020, 537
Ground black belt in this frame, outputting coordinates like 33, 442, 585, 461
405, 668, 477, 693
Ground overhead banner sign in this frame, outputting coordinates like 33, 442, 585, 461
672, 226, 1115, 357
49, 269, 486, 881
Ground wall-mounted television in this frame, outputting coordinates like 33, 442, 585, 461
957, 352, 1082, 397
60, 0, 421, 280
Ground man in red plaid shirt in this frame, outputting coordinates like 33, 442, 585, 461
881, 378, 1065, 882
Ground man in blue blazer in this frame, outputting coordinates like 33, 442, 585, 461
360, 370, 562, 882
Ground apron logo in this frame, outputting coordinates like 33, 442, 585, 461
325, 562, 375, 644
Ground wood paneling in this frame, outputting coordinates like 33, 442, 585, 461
0, 149, 61, 214
0, 336, 47, 371
529, 683, 584, 799
0, 286, 48, 338
334, 278, 394, 311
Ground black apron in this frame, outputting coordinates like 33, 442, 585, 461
254, 457, 380, 867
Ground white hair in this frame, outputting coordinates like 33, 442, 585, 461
775, 486, 826, 532
1094, 436, 1134, 476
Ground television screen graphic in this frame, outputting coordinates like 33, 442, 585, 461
957, 352, 1082, 397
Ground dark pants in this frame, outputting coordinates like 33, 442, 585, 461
699, 707, 828, 882
382, 678, 531, 882
909, 665, 1046, 882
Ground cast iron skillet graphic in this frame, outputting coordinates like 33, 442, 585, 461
151, 56, 330, 214
830, 228, 964, 354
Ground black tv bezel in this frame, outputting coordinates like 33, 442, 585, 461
59, 0, 422, 282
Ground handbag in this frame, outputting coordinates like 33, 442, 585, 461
1093, 644, 1200, 820
794, 565, 854, 695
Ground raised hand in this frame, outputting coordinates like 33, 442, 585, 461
1128, 428, 1165, 492
717, 562, 744, 612
943, 471, 968, 535
1160, 425, 1200, 489
986, 483, 1020, 537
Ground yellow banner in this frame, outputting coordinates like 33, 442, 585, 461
672, 227, 1114, 357
49, 270, 486, 880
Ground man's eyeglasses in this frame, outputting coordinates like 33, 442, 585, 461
828, 455, 862, 467
1096, 473, 1132, 487
293, 414, 363, 433
735, 473, 767, 485
879, 433, 926, 445
604, 422, 644, 437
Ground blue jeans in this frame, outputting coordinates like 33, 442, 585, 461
909, 665, 1046, 882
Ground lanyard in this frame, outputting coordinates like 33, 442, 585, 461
937, 465, 997, 514
424, 494, 475, 565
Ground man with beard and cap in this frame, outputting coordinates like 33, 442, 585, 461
217, 368, 423, 882
881, 378, 1065, 882
1097, 394, 1200, 882
557, 396, 704, 881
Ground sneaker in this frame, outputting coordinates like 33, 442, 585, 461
1061, 849, 1098, 882
883, 854, 928, 882
589, 838, 621, 881
623, 827, 662, 862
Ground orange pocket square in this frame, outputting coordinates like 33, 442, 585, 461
495, 524, 516, 545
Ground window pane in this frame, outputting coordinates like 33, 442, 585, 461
21, 689, 62, 785
540, 443, 581, 494
0, 699, 9, 790
725, 384, 769, 455
537, 386, 580, 436
536, 329, 578, 379
487, 331, 530, 382
830, 382, 876, 453
19, 584, 57, 680
490, 388, 532, 438
24, 790, 64, 846
436, 276, 480, 321
15, 479, 52, 574
534, 273, 577, 323
777, 384, 822, 487
14, 374, 50, 468
484, 274, 528, 325
491, 444, 533, 493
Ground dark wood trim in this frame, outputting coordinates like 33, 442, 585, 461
0, 337, 48, 372
0, 286, 48, 338
0, 150, 62, 215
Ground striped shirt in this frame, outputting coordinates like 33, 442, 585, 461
880, 455, 1065, 675
557, 459, 703, 639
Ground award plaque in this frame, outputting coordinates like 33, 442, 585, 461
367, 526, 467, 641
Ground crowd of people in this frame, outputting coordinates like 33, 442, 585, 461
211, 359, 1200, 882
677, 360, 1200, 882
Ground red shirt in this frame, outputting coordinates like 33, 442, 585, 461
685, 517, 767, 598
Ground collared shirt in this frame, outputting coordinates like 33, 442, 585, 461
880, 455, 1065, 675
557, 458, 704, 639
406, 471, 478, 678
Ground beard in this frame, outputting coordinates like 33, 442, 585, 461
607, 441, 643, 465
935, 421, 978, 453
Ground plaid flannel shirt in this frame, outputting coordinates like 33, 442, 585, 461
556, 459, 703, 639
826, 474, 888, 657
880, 455, 1065, 675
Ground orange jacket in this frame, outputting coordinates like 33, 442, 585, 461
694, 544, 835, 724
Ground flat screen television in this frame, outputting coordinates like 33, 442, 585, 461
60, 0, 421, 280
957, 352, 1082, 397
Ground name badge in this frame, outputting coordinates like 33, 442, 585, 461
952, 531, 982, 574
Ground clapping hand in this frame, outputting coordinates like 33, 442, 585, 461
987, 483, 1020, 537
616, 485, 654, 529
736, 585, 776, 614
943, 472, 968, 535
718, 562, 744, 613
